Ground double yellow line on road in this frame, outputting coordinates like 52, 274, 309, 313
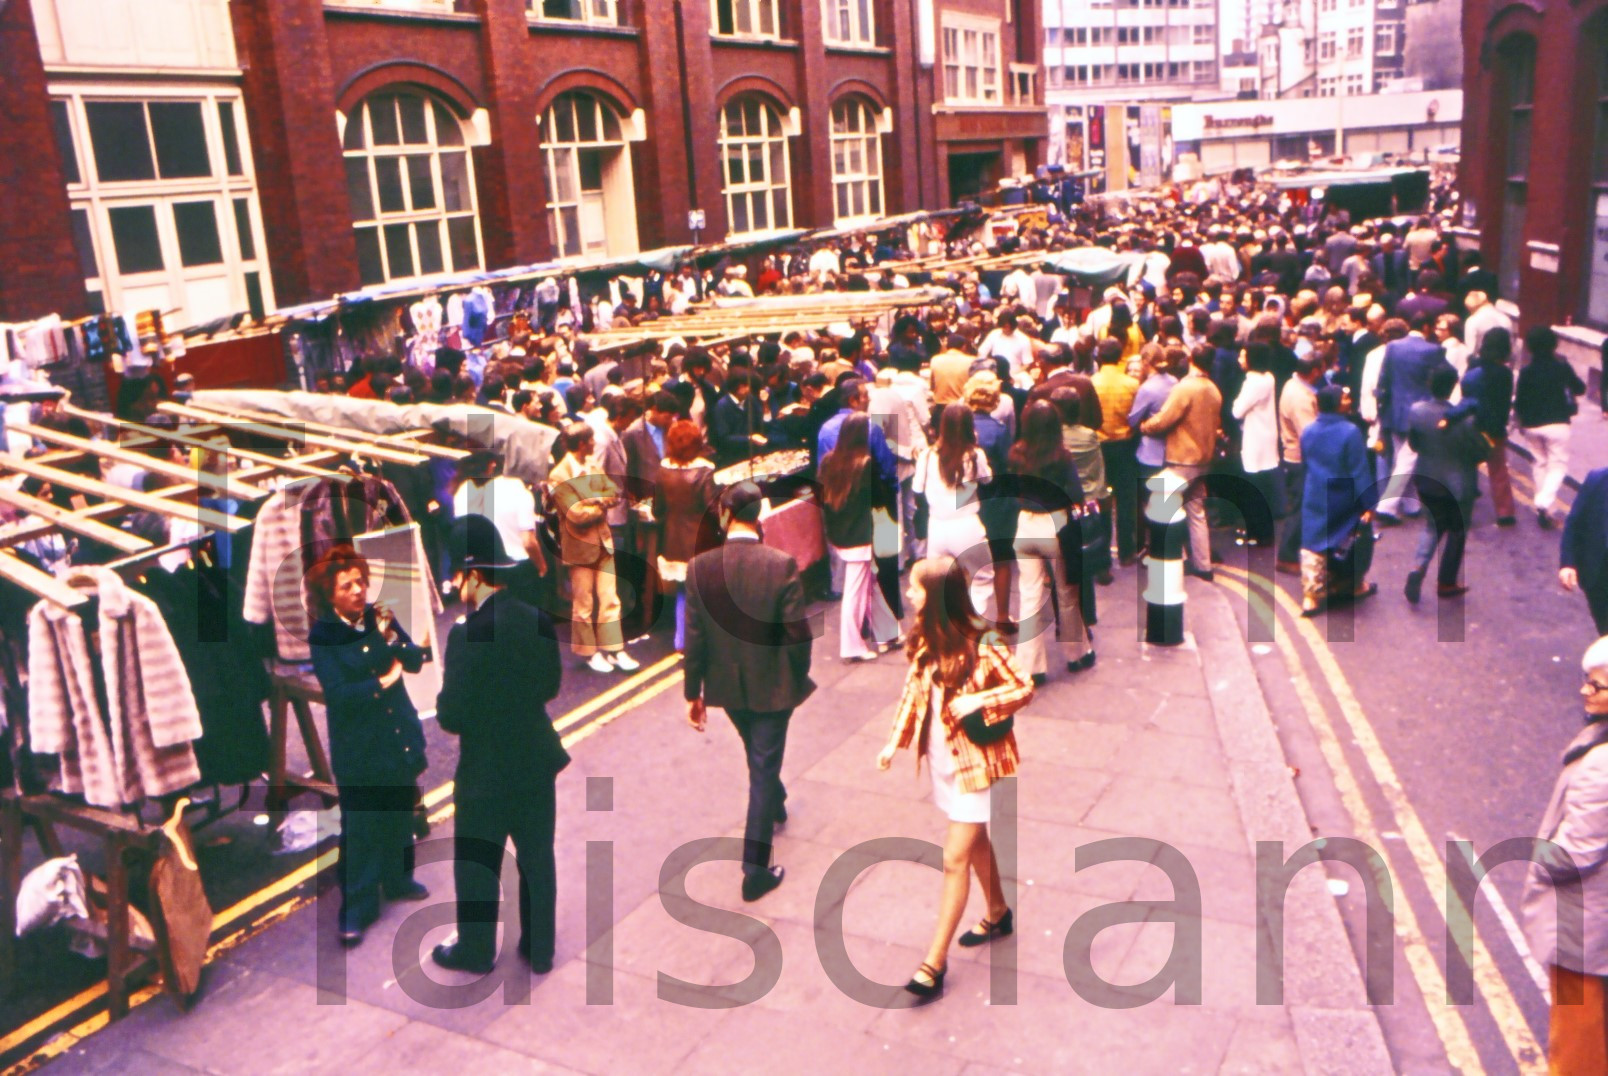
1215, 563, 1544, 1074
0, 653, 686, 1074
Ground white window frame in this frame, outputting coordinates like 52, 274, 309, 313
1010, 63, 1037, 104
328, 0, 458, 12
1318, 31, 1336, 61
1346, 25, 1365, 58
1375, 23, 1398, 56
823, 0, 874, 46
712, 0, 781, 40
52, 84, 274, 328
527, 0, 617, 25
541, 92, 630, 259
829, 97, 884, 227
718, 95, 793, 238
940, 13, 1003, 105
343, 88, 484, 286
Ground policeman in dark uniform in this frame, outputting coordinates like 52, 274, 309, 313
431, 515, 569, 975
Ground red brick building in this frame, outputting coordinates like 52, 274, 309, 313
0, 0, 1044, 330
1459, 0, 1608, 333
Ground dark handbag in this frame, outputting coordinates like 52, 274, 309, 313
913, 491, 930, 541
959, 707, 1015, 747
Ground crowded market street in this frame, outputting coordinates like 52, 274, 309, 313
0, 429, 1596, 1076
8, 0, 1608, 1067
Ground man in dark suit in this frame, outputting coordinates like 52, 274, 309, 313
1375, 312, 1453, 521
1337, 307, 1379, 398
710, 369, 767, 466
432, 515, 569, 975
621, 391, 678, 632
1404, 367, 1483, 602
1371, 234, 1411, 305
1395, 271, 1451, 327
684, 481, 816, 902
1561, 467, 1608, 634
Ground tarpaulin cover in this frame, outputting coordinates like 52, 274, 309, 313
191, 390, 559, 484
1039, 248, 1141, 289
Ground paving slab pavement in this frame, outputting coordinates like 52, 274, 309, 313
46, 574, 1394, 1075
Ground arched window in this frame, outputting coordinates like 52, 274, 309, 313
830, 97, 884, 226
1495, 35, 1535, 302
541, 91, 639, 259
718, 94, 792, 237
343, 88, 482, 286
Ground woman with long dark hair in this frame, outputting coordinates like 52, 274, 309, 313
819, 413, 901, 661
1008, 402, 1091, 683
912, 404, 996, 619
876, 557, 1034, 1003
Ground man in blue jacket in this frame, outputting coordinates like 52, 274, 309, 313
1562, 467, 1608, 635
1375, 311, 1453, 522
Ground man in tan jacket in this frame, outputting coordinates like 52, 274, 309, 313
1141, 346, 1223, 578
929, 334, 977, 413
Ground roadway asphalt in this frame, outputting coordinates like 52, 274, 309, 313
1214, 447, 1591, 1076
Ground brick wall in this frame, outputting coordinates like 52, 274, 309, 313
0, 0, 87, 323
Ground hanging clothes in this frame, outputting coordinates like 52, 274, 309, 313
243, 475, 415, 662
461, 286, 493, 346
408, 295, 444, 370
27, 567, 203, 808
243, 480, 315, 662
131, 560, 270, 786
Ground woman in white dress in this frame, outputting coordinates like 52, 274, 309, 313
876, 558, 1035, 1003
913, 404, 996, 620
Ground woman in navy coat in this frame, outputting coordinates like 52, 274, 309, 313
308, 545, 429, 946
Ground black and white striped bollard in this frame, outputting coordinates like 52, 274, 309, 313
1143, 469, 1188, 646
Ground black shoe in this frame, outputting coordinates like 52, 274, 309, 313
432, 942, 496, 974
902, 962, 946, 1003
775, 803, 788, 826
957, 908, 1013, 948
1096, 571, 1115, 586
1184, 566, 1214, 581
1066, 652, 1096, 673
1496, 516, 1517, 527
1404, 570, 1424, 605
516, 939, 554, 974
741, 866, 785, 903
385, 880, 430, 902
338, 924, 365, 948
1538, 510, 1557, 530
1375, 513, 1402, 527
1031, 673, 1047, 688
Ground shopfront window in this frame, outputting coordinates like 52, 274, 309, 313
541, 91, 639, 259
344, 88, 483, 286
718, 94, 792, 237
52, 90, 272, 325
830, 97, 884, 226
1497, 35, 1535, 302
